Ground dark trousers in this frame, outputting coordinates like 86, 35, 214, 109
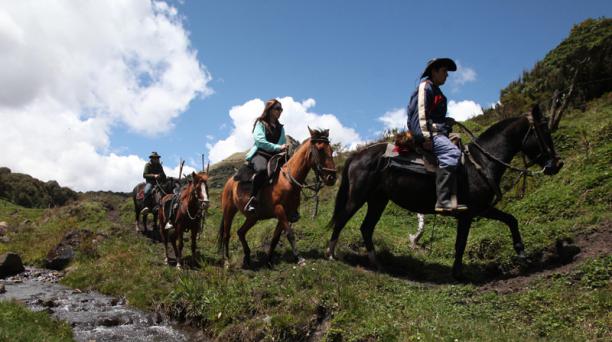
250, 154, 269, 197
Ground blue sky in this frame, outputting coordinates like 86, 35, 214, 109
1, 1, 610, 191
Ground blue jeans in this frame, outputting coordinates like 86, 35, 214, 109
432, 135, 461, 168
144, 183, 153, 197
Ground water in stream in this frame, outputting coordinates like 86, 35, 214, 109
1, 267, 201, 342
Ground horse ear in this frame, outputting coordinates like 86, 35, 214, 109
323, 129, 329, 137
308, 126, 314, 136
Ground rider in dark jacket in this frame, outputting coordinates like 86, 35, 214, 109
142, 152, 166, 210
407, 58, 468, 214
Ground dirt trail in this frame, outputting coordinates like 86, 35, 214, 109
479, 220, 611, 293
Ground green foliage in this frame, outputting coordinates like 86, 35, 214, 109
474, 18, 612, 127
0, 167, 78, 208
0, 301, 73, 342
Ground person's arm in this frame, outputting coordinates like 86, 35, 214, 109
253, 121, 283, 152
417, 81, 433, 140
143, 163, 155, 182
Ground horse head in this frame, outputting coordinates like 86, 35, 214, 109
308, 127, 337, 186
521, 105, 564, 175
190, 171, 210, 211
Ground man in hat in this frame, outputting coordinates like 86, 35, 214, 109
406, 58, 468, 214
142, 152, 166, 211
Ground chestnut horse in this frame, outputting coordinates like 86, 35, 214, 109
218, 128, 337, 268
158, 171, 210, 269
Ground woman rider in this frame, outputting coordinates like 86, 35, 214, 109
406, 58, 468, 214
244, 99, 289, 213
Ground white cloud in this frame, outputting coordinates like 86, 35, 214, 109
448, 100, 483, 121
449, 62, 476, 91
0, 1, 210, 191
377, 108, 406, 130
208, 97, 363, 163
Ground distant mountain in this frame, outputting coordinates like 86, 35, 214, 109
0, 167, 78, 208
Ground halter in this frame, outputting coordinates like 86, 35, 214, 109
454, 112, 557, 205
183, 179, 208, 221
283, 137, 335, 217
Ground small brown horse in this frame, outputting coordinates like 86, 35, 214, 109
158, 171, 210, 269
218, 128, 337, 268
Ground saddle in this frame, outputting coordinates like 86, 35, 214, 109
383, 132, 463, 174
233, 152, 288, 184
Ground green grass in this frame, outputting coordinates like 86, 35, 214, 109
0, 301, 73, 342
1, 96, 610, 340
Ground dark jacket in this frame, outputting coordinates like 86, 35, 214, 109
407, 79, 451, 143
143, 162, 166, 184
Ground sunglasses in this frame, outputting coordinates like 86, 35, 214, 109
272, 106, 283, 112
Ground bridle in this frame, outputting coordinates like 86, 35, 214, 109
283, 137, 336, 217
184, 178, 209, 221
455, 112, 558, 205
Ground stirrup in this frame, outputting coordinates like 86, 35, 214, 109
244, 196, 257, 213
164, 222, 173, 230
140, 207, 150, 215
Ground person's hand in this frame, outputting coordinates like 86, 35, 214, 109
445, 117, 456, 126
154, 174, 159, 179
280, 144, 289, 152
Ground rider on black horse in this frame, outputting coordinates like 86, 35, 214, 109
407, 58, 468, 214
142, 151, 166, 214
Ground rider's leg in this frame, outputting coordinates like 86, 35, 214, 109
141, 183, 153, 215
433, 135, 467, 213
245, 155, 267, 212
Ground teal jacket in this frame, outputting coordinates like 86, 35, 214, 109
245, 121, 286, 161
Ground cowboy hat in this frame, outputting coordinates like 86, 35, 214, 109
421, 58, 457, 78
149, 152, 161, 159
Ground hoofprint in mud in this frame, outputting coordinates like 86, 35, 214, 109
0, 267, 193, 342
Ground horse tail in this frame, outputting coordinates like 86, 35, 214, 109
217, 178, 233, 252
329, 156, 353, 229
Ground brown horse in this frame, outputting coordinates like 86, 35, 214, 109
158, 171, 210, 269
218, 128, 337, 268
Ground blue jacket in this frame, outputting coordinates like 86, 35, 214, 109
407, 78, 450, 144
245, 121, 287, 161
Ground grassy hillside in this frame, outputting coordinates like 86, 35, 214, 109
0, 167, 77, 208
1, 94, 610, 341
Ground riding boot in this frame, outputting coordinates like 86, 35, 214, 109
245, 172, 265, 213
435, 167, 468, 214
435, 167, 455, 214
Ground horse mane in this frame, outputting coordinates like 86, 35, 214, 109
474, 116, 525, 143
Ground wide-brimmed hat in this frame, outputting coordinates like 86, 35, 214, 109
421, 58, 457, 78
149, 152, 161, 159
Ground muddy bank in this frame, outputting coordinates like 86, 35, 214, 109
0, 267, 204, 342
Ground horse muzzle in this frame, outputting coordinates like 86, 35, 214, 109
543, 158, 563, 175
200, 200, 210, 210
324, 172, 337, 186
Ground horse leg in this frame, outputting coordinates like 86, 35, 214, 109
221, 206, 237, 268
191, 225, 198, 262
326, 200, 366, 261
286, 223, 306, 266
409, 213, 426, 248
452, 216, 473, 280
176, 228, 184, 269
479, 208, 526, 258
237, 218, 257, 268
266, 220, 285, 267
160, 223, 170, 265
359, 197, 389, 269
169, 229, 180, 269
134, 205, 140, 232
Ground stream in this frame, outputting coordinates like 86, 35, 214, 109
0, 267, 203, 342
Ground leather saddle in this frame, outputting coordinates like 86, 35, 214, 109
383, 132, 463, 174
233, 152, 288, 184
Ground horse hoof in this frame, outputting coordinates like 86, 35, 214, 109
325, 249, 335, 261
164, 258, 169, 265
176, 264, 182, 270
297, 257, 306, 266
223, 260, 230, 269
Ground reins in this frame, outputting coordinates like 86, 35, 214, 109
283, 138, 334, 217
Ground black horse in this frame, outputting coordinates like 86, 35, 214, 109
326, 105, 564, 279
132, 177, 178, 236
